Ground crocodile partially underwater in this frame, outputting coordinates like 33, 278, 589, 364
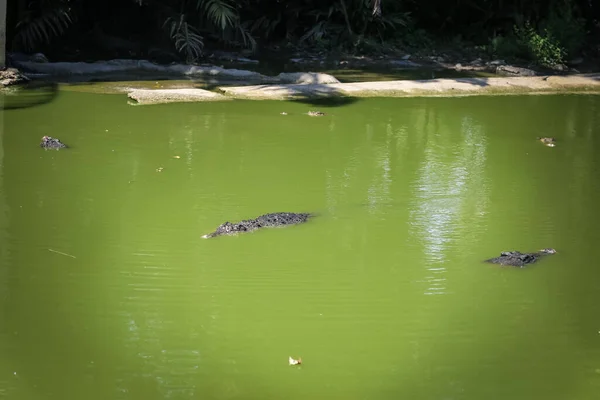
484, 248, 557, 267
202, 212, 314, 238
279, 111, 326, 116
40, 136, 67, 149
537, 137, 556, 147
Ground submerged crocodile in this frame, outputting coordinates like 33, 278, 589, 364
537, 137, 556, 147
202, 212, 314, 238
40, 136, 67, 149
279, 111, 326, 116
484, 248, 557, 267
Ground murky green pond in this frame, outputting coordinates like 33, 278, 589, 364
1, 89, 600, 400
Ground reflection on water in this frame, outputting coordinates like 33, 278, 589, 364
116, 310, 203, 399
410, 113, 489, 295
1, 92, 599, 400
365, 123, 393, 215
0, 82, 59, 111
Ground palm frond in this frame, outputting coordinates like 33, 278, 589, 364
299, 20, 329, 43
164, 15, 204, 62
377, 12, 410, 29
14, 7, 73, 51
237, 25, 257, 51
196, 0, 238, 31
248, 14, 281, 38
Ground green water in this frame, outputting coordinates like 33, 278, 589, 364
1, 90, 600, 400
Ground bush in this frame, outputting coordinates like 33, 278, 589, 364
401, 28, 435, 52
485, 34, 527, 60
514, 22, 566, 67
511, 1, 586, 66
541, 0, 587, 57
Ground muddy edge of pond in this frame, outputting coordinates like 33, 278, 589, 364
215, 74, 600, 101
4, 58, 600, 104
121, 74, 600, 104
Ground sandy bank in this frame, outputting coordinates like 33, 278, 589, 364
121, 73, 600, 105
8, 55, 599, 104
218, 74, 600, 101
127, 88, 231, 104
10, 59, 598, 105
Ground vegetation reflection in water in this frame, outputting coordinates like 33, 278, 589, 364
0, 91, 600, 400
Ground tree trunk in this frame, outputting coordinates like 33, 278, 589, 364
0, 0, 6, 68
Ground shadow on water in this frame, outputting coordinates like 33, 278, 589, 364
0, 81, 59, 110
290, 95, 359, 107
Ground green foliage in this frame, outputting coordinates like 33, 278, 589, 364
401, 28, 434, 52
515, 22, 566, 67
540, 0, 587, 57
197, 0, 237, 31
484, 34, 527, 59
13, 0, 75, 52
158, 0, 256, 60
164, 14, 204, 62
481, 1, 587, 65
10, 0, 594, 64
235, 25, 257, 51
241, 0, 409, 52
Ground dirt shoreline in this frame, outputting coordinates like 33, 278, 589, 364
63, 72, 600, 105
216, 74, 600, 101
4, 56, 600, 104
123, 73, 600, 104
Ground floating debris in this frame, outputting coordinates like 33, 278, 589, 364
280, 112, 288, 115
156, 167, 164, 172
289, 357, 302, 366
307, 111, 325, 117
172, 156, 181, 159
48, 249, 76, 259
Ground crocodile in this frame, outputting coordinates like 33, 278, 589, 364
537, 137, 556, 147
202, 212, 314, 238
484, 248, 557, 267
40, 136, 67, 149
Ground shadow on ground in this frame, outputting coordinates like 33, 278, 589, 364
220, 83, 361, 106
285, 84, 360, 106
454, 78, 490, 87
